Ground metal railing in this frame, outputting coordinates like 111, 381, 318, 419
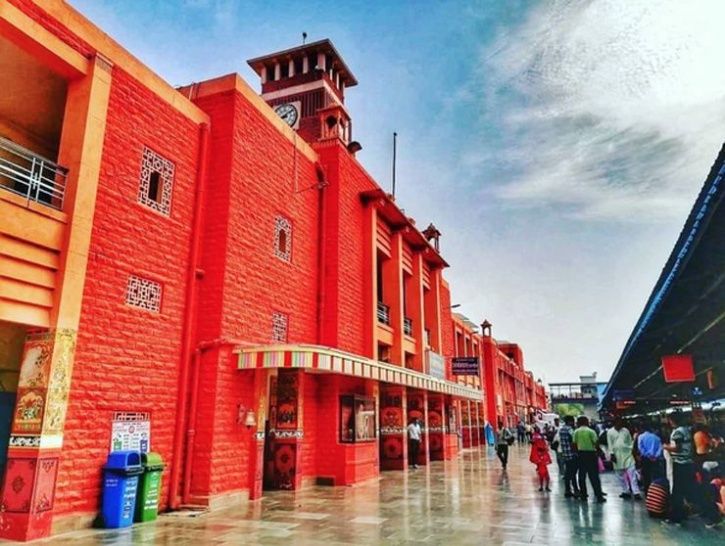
403, 317, 413, 336
377, 301, 390, 325
0, 136, 67, 210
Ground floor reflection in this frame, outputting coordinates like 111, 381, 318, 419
37, 443, 721, 545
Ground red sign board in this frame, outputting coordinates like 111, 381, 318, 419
661, 355, 695, 383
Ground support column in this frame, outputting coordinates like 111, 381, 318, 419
363, 204, 377, 359
407, 389, 428, 467
247, 369, 270, 500
444, 398, 461, 459
427, 394, 445, 461
461, 401, 472, 448
410, 253, 426, 372
387, 233, 404, 366
379, 385, 406, 471
0, 53, 111, 542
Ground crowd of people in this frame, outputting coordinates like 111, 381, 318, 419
494, 411, 724, 530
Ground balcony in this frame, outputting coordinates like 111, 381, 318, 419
0, 136, 67, 210
403, 317, 413, 336
377, 301, 390, 325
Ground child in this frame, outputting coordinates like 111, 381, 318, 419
530, 426, 552, 491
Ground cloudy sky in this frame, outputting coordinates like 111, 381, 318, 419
70, 0, 725, 383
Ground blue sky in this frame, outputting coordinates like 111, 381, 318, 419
69, 0, 725, 383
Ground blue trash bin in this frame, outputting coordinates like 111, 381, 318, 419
101, 451, 143, 528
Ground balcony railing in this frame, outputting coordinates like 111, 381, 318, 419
403, 317, 413, 336
377, 301, 390, 325
0, 136, 67, 210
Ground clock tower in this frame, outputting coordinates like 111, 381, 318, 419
247, 39, 357, 146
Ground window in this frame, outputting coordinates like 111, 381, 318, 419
274, 216, 292, 262
125, 275, 162, 312
272, 312, 288, 343
138, 146, 174, 216
340, 395, 376, 443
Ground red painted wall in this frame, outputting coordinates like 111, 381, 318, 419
188, 87, 321, 499
316, 143, 377, 356
439, 281, 454, 379
56, 67, 201, 515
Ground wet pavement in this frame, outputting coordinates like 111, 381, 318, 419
29, 444, 722, 545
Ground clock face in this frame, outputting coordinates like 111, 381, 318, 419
274, 103, 299, 127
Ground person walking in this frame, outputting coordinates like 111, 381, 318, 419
496, 420, 514, 470
407, 417, 422, 469
608, 417, 641, 500
530, 425, 552, 492
517, 421, 526, 444
573, 416, 606, 503
663, 412, 696, 524
637, 421, 664, 494
559, 415, 581, 498
550, 418, 564, 477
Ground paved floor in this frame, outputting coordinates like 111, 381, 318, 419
31, 444, 722, 545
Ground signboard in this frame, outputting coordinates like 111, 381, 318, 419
427, 351, 445, 379
452, 356, 479, 376
661, 355, 695, 383
111, 411, 150, 453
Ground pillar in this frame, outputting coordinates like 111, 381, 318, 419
288, 58, 295, 78
410, 253, 426, 372
302, 55, 309, 73
379, 385, 406, 471
0, 53, 111, 542
407, 389, 428, 467
427, 394, 445, 461
274, 62, 281, 81
247, 369, 270, 500
387, 232, 404, 366
363, 203, 377, 359
444, 398, 460, 459
461, 401, 471, 448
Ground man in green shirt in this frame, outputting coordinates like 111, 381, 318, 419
573, 416, 606, 503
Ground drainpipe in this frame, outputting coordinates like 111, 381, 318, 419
316, 164, 328, 344
169, 122, 209, 509
180, 337, 245, 505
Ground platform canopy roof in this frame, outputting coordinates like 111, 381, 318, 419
601, 143, 725, 414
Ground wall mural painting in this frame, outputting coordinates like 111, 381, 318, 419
275, 371, 298, 430
12, 388, 45, 435
407, 395, 424, 423
272, 443, 297, 490
17, 334, 53, 389
382, 437, 404, 460
42, 330, 76, 436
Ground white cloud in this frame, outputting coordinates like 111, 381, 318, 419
479, 0, 725, 222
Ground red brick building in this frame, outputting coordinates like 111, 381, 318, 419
0, 1, 546, 540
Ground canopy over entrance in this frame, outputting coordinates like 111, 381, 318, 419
601, 144, 725, 414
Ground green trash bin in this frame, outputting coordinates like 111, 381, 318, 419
134, 452, 164, 522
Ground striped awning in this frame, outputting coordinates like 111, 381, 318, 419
235, 344, 483, 401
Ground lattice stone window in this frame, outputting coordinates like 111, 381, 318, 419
126, 275, 162, 312
274, 216, 292, 262
272, 312, 288, 343
138, 146, 175, 216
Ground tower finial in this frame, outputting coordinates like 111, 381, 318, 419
302, 32, 307, 45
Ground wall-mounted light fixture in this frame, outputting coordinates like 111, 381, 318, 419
244, 409, 256, 429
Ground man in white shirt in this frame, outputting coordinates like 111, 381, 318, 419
407, 417, 422, 469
